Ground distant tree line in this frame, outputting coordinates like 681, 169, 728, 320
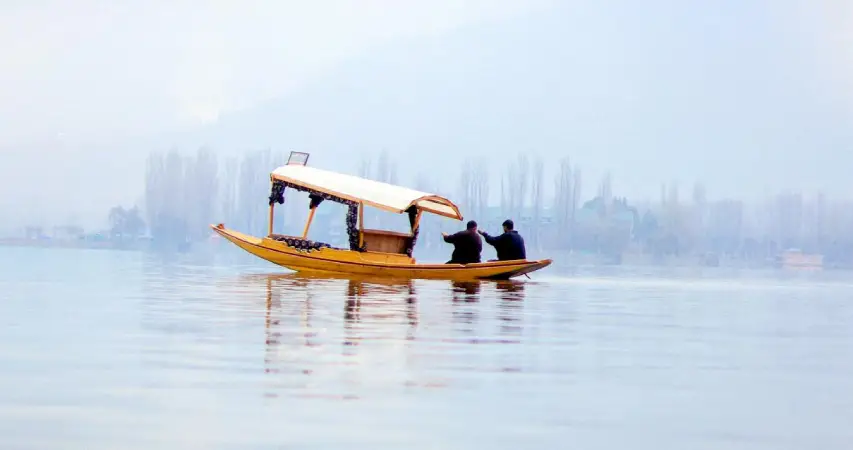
107, 206, 145, 241
138, 147, 290, 248
107, 147, 853, 265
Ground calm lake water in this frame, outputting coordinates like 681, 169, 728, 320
1, 246, 853, 449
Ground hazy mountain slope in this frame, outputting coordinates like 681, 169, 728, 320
177, 0, 851, 199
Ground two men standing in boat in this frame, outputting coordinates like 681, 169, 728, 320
442, 219, 526, 264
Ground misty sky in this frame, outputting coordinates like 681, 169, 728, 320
1, 0, 549, 141
1, 0, 852, 230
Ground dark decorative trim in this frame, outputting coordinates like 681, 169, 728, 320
406, 227, 419, 257
308, 193, 324, 209
271, 235, 331, 252
277, 180, 354, 207
269, 180, 286, 206
346, 204, 365, 252
405, 206, 419, 257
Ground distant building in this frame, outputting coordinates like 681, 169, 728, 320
775, 248, 823, 269
707, 199, 743, 254
24, 226, 45, 240
51, 225, 84, 240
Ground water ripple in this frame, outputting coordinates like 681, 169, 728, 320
1, 248, 853, 448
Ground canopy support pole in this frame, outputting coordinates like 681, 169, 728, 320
302, 193, 324, 240
268, 204, 275, 236
267, 179, 286, 237
358, 202, 365, 248
302, 207, 317, 239
412, 210, 423, 232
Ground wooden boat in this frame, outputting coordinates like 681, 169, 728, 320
211, 152, 552, 280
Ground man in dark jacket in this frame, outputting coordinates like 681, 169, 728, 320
479, 219, 526, 261
442, 220, 482, 264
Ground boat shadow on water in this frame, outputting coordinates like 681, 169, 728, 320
237, 272, 529, 399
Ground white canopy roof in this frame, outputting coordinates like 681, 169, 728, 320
271, 164, 462, 220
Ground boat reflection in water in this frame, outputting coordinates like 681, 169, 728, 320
451, 281, 481, 301
342, 276, 419, 348
246, 272, 527, 399
450, 281, 481, 334
495, 281, 525, 350
447, 280, 527, 348
256, 274, 427, 399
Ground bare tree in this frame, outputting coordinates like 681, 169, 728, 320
553, 157, 573, 249
691, 182, 708, 250
516, 154, 530, 221
389, 158, 398, 186
530, 157, 544, 248
501, 154, 528, 222
165, 149, 187, 240
144, 151, 164, 235
219, 156, 239, 226
571, 165, 582, 246
186, 147, 218, 241
500, 176, 506, 219
598, 172, 612, 206
359, 156, 372, 179
234, 149, 285, 236
501, 165, 512, 219
376, 149, 391, 183
141, 148, 189, 244
459, 160, 473, 217
816, 191, 827, 251
474, 162, 489, 224
236, 152, 257, 234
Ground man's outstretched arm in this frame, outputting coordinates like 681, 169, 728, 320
479, 231, 500, 246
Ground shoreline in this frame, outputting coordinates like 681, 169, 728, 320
0, 238, 137, 251
2, 238, 846, 271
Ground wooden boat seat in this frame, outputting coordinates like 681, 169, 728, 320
361, 229, 413, 254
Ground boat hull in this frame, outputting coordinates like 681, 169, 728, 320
212, 224, 551, 280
